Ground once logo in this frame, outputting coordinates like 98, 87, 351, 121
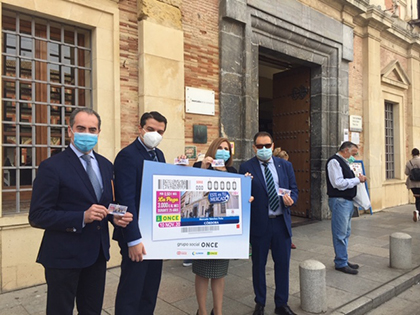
201, 242, 218, 248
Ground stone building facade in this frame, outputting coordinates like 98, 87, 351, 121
1, 0, 420, 291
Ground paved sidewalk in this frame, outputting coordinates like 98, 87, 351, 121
1, 204, 420, 315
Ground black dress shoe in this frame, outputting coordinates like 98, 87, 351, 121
275, 305, 297, 315
210, 310, 214, 315
253, 303, 264, 315
347, 262, 359, 269
335, 265, 358, 275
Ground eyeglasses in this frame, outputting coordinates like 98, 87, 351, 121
255, 143, 272, 149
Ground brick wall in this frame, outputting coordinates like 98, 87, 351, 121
349, 35, 365, 155
118, 0, 140, 148
182, 0, 220, 157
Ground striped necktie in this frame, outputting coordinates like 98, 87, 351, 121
81, 154, 102, 202
149, 150, 158, 161
263, 162, 280, 211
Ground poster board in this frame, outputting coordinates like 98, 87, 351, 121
138, 161, 252, 259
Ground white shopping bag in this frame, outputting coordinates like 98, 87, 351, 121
353, 183, 371, 210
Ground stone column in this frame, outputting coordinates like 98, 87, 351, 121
361, 8, 392, 210
390, 232, 412, 269
137, 0, 185, 163
299, 260, 327, 313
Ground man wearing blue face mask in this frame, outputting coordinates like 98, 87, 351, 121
29, 108, 133, 314
326, 141, 366, 275
239, 131, 298, 315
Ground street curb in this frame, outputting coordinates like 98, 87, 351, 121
330, 266, 420, 315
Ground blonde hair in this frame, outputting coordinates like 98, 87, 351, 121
273, 147, 282, 157
205, 137, 233, 167
279, 150, 289, 160
273, 147, 289, 160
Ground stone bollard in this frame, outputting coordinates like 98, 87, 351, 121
390, 232, 412, 269
300, 260, 327, 313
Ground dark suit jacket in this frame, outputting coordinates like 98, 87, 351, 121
113, 139, 165, 243
239, 156, 298, 237
28, 146, 114, 269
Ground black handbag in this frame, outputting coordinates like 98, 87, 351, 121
409, 161, 420, 181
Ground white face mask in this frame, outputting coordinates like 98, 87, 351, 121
143, 130, 162, 148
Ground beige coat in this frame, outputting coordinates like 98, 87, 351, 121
405, 156, 420, 188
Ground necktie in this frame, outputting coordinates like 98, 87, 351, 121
81, 154, 102, 201
149, 150, 158, 161
263, 162, 280, 211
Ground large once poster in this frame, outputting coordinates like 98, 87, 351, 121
138, 161, 252, 259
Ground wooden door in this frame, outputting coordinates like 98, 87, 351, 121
272, 67, 311, 218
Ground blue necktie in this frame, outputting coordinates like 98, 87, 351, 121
263, 162, 280, 211
81, 155, 102, 201
149, 150, 158, 161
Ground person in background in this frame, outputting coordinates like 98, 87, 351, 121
326, 141, 366, 275
192, 137, 236, 315
273, 148, 296, 250
405, 148, 420, 222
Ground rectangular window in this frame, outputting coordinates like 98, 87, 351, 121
2, 9, 92, 215
385, 101, 395, 179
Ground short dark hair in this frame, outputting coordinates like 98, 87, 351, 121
339, 141, 358, 152
140, 111, 167, 131
253, 131, 273, 144
69, 108, 101, 129
412, 148, 419, 157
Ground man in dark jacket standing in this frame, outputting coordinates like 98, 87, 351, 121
29, 108, 133, 314
326, 141, 366, 275
239, 131, 298, 315
113, 111, 167, 315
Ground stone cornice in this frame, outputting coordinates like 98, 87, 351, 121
356, 6, 393, 31
333, 0, 369, 14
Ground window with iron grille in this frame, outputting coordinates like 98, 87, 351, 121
2, 9, 92, 214
385, 101, 395, 179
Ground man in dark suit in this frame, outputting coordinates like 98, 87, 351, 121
113, 111, 167, 315
29, 108, 133, 315
239, 131, 298, 315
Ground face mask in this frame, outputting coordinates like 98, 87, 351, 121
215, 149, 230, 162
73, 132, 98, 153
257, 147, 272, 161
348, 156, 355, 164
143, 130, 162, 148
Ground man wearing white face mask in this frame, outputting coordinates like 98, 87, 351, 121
113, 111, 167, 315
239, 131, 298, 315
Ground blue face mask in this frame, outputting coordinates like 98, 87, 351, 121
215, 149, 230, 162
257, 147, 272, 161
348, 156, 355, 164
73, 132, 98, 153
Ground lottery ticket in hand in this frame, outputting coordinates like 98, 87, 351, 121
174, 158, 189, 165
211, 159, 225, 167
278, 188, 291, 196
108, 203, 128, 216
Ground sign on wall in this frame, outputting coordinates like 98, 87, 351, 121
186, 87, 215, 115
350, 115, 362, 132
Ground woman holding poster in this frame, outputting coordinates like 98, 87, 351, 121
192, 137, 236, 315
